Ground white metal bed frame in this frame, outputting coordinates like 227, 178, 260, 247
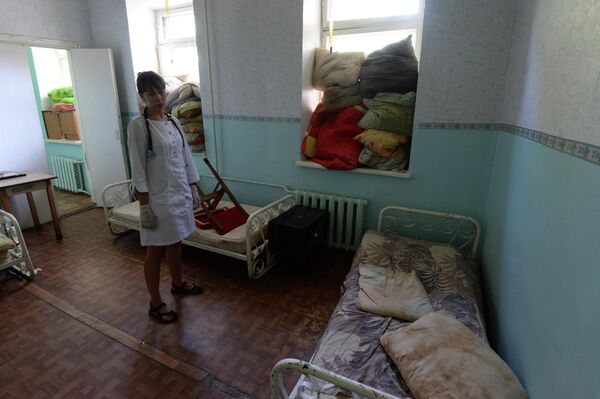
270, 205, 481, 399
0, 210, 35, 280
101, 179, 296, 279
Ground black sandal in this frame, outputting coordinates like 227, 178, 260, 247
171, 281, 204, 295
148, 302, 179, 324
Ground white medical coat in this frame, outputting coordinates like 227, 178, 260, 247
127, 115, 200, 246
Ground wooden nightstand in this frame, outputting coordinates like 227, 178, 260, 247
268, 206, 328, 263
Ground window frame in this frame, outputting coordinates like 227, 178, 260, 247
153, 5, 204, 153
320, 0, 425, 58
154, 6, 199, 80
155, 6, 196, 45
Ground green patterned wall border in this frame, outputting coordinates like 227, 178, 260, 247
121, 112, 300, 124
418, 122, 600, 166
203, 114, 300, 123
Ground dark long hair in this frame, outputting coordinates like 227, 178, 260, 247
136, 71, 165, 95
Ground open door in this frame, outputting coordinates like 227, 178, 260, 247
69, 48, 128, 206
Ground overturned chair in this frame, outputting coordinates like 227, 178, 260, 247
0, 210, 36, 281
101, 176, 295, 279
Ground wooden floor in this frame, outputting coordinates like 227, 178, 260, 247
0, 208, 353, 398
54, 189, 95, 218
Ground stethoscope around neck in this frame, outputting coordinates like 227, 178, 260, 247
144, 107, 186, 159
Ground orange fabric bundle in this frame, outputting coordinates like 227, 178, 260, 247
302, 103, 365, 170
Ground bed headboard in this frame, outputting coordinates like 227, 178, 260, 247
377, 206, 481, 258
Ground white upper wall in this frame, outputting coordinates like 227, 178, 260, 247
77, 0, 520, 127
125, 0, 159, 76
415, 0, 516, 125
0, 0, 92, 47
301, 0, 321, 131
87, 0, 139, 113
193, 0, 303, 119
501, 0, 600, 146
0, 44, 53, 227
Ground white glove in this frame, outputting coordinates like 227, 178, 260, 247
140, 204, 157, 230
191, 185, 200, 210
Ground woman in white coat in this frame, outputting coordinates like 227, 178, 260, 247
128, 71, 203, 324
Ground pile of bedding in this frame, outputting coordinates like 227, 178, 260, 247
355, 91, 415, 171
303, 36, 419, 171
167, 82, 204, 153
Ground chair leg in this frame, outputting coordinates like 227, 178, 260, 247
17, 236, 35, 281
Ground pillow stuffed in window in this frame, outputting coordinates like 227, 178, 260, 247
359, 36, 419, 99
313, 48, 365, 91
359, 92, 416, 135
354, 129, 409, 158
358, 146, 410, 172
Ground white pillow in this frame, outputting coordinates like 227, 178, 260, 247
381, 312, 528, 399
357, 264, 433, 321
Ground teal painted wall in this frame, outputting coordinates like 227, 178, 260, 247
44, 141, 89, 192
481, 132, 600, 398
187, 119, 498, 231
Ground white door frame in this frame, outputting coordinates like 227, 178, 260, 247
0, 34, 95, 202
68, 48, 128, 206
0, 33, 80, 50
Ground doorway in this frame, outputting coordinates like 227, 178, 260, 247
30, 47, 129, 212
0, 41, 128, 228
28, 47, 94, 218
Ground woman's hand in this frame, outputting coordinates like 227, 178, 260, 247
191, 185, 201, 210
136, 191, 156, 229
140, 204, 157, 230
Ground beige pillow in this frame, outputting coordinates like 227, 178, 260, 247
354, 130, 409, 158
381, 312, 528, 399
313, 48, 365, 90
0, 234, 14, 251
0, 234, 15, 262
357, 265, 433, 321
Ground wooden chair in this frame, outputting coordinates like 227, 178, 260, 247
194, 158, 249, 235
0, 209, 35, 280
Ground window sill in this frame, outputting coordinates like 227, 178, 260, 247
296, 160, 412, 179
44, 139, 82, 145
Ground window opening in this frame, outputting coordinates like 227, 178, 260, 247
126, 1, 205, 153
300, 0, 424, 175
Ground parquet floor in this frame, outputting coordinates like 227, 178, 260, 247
54, 189, 95, 218
0, 208, 353, 398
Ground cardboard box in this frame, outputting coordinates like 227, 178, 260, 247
42, 111, 64, 140
59, 111, 80, 141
